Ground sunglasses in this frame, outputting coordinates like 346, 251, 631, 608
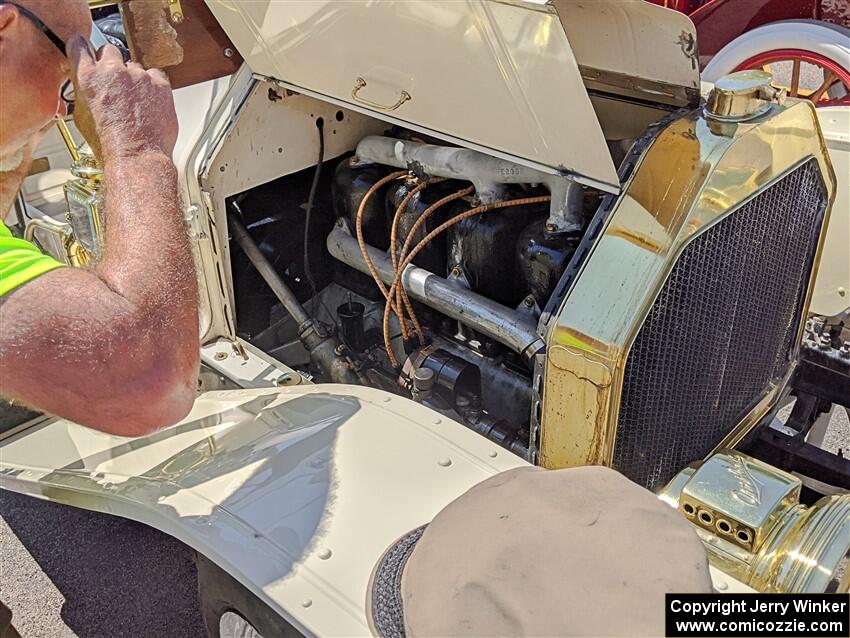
0, 1, 75, 113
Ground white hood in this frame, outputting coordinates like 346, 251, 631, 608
205, 0, 698, 194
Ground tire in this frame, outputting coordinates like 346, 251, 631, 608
195, 553, 303, 638
703, 19, 850, 100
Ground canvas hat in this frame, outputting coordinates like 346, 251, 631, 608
367, 465, 711, 637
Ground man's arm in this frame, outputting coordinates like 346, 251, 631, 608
0, 40, 199, 436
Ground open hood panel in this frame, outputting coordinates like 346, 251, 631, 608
553, 1, 700, 108
206, 0, 621, 191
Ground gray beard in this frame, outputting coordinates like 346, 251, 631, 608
0, 147, 25, 173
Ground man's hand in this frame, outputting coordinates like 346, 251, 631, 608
68, 36, 178, 162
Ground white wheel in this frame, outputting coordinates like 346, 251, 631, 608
219, 611, 265, 638
703, 20, 850, 105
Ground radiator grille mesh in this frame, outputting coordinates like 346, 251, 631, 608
614, 160, 827, 490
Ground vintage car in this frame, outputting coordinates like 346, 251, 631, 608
1, 1, 848, 636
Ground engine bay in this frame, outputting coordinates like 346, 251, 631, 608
226, 122, 607, 458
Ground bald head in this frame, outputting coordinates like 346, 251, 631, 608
0, 0, 92, 169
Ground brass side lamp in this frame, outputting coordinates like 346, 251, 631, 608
56, 119, 104, 263
23, 120, 103, 268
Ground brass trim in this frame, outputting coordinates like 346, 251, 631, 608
56, 119, 80, 164
23, 217, 71, 245
539, 98, 836, 472
612, 158, 828, 461
54, 119, 104, 261
167, 0, 184, 24
23, 217, 91, 268
351, 77, 411, 112
706, 70, 785, 122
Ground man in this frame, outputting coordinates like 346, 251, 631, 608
0, 0, 199, 437
1, 2, 199, 634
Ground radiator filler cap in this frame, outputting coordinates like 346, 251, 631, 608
706, 70, 783, 122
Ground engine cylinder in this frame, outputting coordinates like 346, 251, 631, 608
516, 218, 581, 307
447, 203, 539, 307
332, 158, 392, 250
386, 180, 464, 277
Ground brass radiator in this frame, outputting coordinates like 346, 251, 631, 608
615, 160, 827, 489
536, 98, 835, 489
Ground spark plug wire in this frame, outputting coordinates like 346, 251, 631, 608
392, 186, 475, 356
382, 194, 551, 367
355, 170, 408, 336
388, 177, 448, 346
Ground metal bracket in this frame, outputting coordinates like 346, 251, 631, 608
166, 0, 184, 24
527, 352, 547, 465
446, 264, 472, 291
446, 265, 473, 343
546, 177, 584, 235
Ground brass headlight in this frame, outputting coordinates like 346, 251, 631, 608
64, 172, 103, 259
25, 119, 105, 266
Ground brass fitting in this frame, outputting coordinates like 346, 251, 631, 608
661, 450, 849, 593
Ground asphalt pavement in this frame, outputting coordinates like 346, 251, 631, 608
0, 491, 206, 638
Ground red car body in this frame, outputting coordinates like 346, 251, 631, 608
648, 0, 850, 68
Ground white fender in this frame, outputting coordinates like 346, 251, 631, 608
0, 384, 526, 636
